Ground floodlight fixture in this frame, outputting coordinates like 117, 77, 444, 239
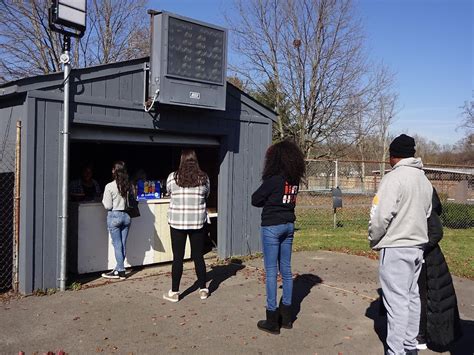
49, 0, 87, 38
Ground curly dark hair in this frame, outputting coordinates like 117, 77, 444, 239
175, 149, 208, 188
112, 161, 130, 198
262, 140, 305, 185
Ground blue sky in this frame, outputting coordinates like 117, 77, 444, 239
148, 0, 473, 144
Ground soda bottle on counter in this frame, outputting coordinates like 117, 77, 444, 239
155, 180, 161, 199
137, 180, 144, 199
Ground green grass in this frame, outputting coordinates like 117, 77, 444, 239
437, 228, 474, 279
294, 208, 474, 279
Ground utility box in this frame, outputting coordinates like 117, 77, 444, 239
332, 187, 343, 209
149, 11, 228, 110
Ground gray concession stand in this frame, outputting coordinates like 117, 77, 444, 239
0, 58, 275, 294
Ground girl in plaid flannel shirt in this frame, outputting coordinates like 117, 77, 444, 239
163, 149, 210, 302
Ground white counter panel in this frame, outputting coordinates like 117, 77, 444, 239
76, 200, 190, 274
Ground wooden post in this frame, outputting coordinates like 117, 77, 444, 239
13, 121, 21, 293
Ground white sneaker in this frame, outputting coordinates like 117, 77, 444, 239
416, 343, 428, 350
163, 290, 179, 302
199, 288, 209, 300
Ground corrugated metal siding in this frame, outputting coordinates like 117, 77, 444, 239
230, 120, 247, 256
226, 121, 270, 257
247, 122, 270, 254
33, 98, 46, 288
43, 100, 61, 289
19, 96, 36, 293
28, 98, 63, 290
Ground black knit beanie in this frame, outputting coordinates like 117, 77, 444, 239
389, 134, 416, 158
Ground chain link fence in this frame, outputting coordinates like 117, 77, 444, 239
0, 135, 16, 293
297, 159, 474, 230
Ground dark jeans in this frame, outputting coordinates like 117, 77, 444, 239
170, 227, 207, 292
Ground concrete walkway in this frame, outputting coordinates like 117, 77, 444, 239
0, 251, 472, 354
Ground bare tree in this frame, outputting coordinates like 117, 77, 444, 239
0, 0, 63, 80
346, 90, 397, 188
252, 79, 292, 141
374, 92, 398, 176
227, 75, 247, 91
0, 0, 148, 82
78, 0, 149, 66
226, 0, 392, 157
412, 134, 474, 165
460, 95, 474, 132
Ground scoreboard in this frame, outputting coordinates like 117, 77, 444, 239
149, 11, 228, 111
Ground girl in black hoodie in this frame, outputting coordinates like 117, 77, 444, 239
251, 140, 305, 334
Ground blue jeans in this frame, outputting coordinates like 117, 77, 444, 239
261, 223, 294, 311
107, 211, 131, 272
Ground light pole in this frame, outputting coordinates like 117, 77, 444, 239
49, 0, 86, 292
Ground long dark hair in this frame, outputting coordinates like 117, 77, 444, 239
174, 149, 208, 188
262, 140, 305, 185
112, 161, 129, 198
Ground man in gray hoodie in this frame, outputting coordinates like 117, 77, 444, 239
369, 134, 433, 355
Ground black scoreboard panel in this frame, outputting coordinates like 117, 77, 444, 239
149, 11, 227, 110
167, 17, 225, 84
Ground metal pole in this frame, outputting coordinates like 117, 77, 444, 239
59, 36, 71, 292
13, 121, 21, 293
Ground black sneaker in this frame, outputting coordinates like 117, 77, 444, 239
101, 270, 126, 280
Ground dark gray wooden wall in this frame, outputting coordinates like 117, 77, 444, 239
1, 59, 273, 293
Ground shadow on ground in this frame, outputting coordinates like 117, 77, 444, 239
180, 261, 246, 300
365, 289, 388, 352
290, 274, 323, 324
68, 266, 147, 287
448, 319, 474, 355
365, 289, 473, 355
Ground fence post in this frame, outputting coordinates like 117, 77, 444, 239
361, 161, 366, 193
13, 121, 21, 293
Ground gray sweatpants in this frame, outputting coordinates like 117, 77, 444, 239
379, 247, 424, 355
